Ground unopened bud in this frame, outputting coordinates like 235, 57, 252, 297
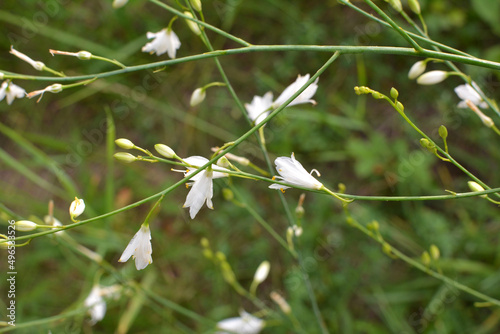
217, 156, 230, 168
184, 12, 201, 35
388, 0, 402, 12
408, 0, 421, 14
438, 125, 448, 139
115, 138, 135, 149
270, 291, 291, 314
468, 181, 487, 198
190, 87, 206, 106
222, 188, 234, 201
421, 251, 431, 266
14, 220, 38, 231
77, 51, 92, 60
113, 0, 129, 8
417, 71, 448, 85
190, 0, 202, 12
69, 197, 85, 219
429, 244, 440, 260
253, 261, 270, 285
408, 60, 427, 79
154, 144, 176, 159
371, 91, 384, 99
390, 87, 399, 100
114, 152, 137, 163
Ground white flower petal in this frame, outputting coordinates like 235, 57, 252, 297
245, 91, 273, 125
269, 153, 323, 191
142, 29, 181, 58
216, 310, 265, 334
119, 224, 152, 270
454, 83, 487, 109
272, 74, 318, 108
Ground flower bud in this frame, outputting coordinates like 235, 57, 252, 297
408, 61, 427, 79
417, 71, 448, 85
253, 261, 270, 285
429, 245, 440, 260
69, 197, 85, 219
388, 0, 402, 12
184, 12, 201, 35
371, 91, 384, 99
421, 251, 431, 266
270, 291, 291, 314
217, 156, 230, 168
113, 0, 129, 8
408, 0, 421, 14
77, 51, 92, 60
468, 181, 487, 198
438, 125, 448, 139
14, 220, 38, 231
222, 188, 234, 201
390, 87, 399, 100
115, 138, 135, 149
190, 87, 206, 106
47, 84, 62, 93
114, 152, 137, 163
190, 0, 202, 12
154, 144, 176, 159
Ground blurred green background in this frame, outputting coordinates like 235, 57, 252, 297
1, 0, 500, 333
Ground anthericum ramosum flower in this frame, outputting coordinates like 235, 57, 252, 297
118, 223, 153, 270
454, 83, 488, 109
84, 284, 121, 325
0, 81, 26, 105
10, 46, 45, 71
269, 153, 323, 192
216, 310, 265, 334
112, 0, 128, 8
245, 92, 273, 125
184, 12, 202, 35
154, 144, 176, 159
115, 138, 135, 149
142, 28, 181, 58
190, 87, 206, 106
416, 71, 448, 85
26, 84, 62, 102
272, 74, 319, 109
408, 60, 427, 80
14, 220, 38, 232
44, 215, 64, 236
174, 156, 229, 219
69, 197, 85, 220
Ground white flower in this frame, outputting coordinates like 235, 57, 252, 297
84, 285, 121, 325
44, 215, 64, 236
10, 46, 45, 71
416, 71, 448, 85
119, 224, 153, 270
69, 197, 85, 220
175, 156, 229, 219
142, 28, 181, 58
272, 74, 318, 109
408, 60, 426, 80
112, 0, 128, 8
216, 310, 265, 334
245, 92, 273, 125
454, 83, 488, 109
0, 81, 26, 105
269, 153, 323, 191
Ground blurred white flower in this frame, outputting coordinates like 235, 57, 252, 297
408, 60, 426, 80
119, 224, 153, 270
174, 156, 229, 219
69, 197, 85, 220
84, 284, 121, 325
112, 0, 128, 8
142, 28, 181, 58
416, 71, 448, 85
269, 153, 323, 191
272, 74, 318, 109
216, 310, 265, 334
10, 46, 45, 71
0, 81, 26, 105
253, 261, 270, 285
44, 215, 65, 236
190, 87, 206, 106
454, 83, 488, 109
245, 92, 273, 125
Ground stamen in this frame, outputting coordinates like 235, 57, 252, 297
280, 188, 286, 194
310, 169, 321, 177
272, 176, 277, 180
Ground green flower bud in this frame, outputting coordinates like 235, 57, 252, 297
15, 220, 38, 231
154, 144, 176, 159
114, 152, 137, 163
115, 138, 135, 149
390, 87, 399, 100
190, 0, 202, 11
468, 181, 487, 198
421, 251, 431, 266
408, 0, 421, 14
438, 125, 448, 139
429, 244, 440, 260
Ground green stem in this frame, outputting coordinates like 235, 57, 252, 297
90, 55, 127, 69
361, 0, 423, 52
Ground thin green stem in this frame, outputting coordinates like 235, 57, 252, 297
4, 45, 500, 83
361, 0, 423, 52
